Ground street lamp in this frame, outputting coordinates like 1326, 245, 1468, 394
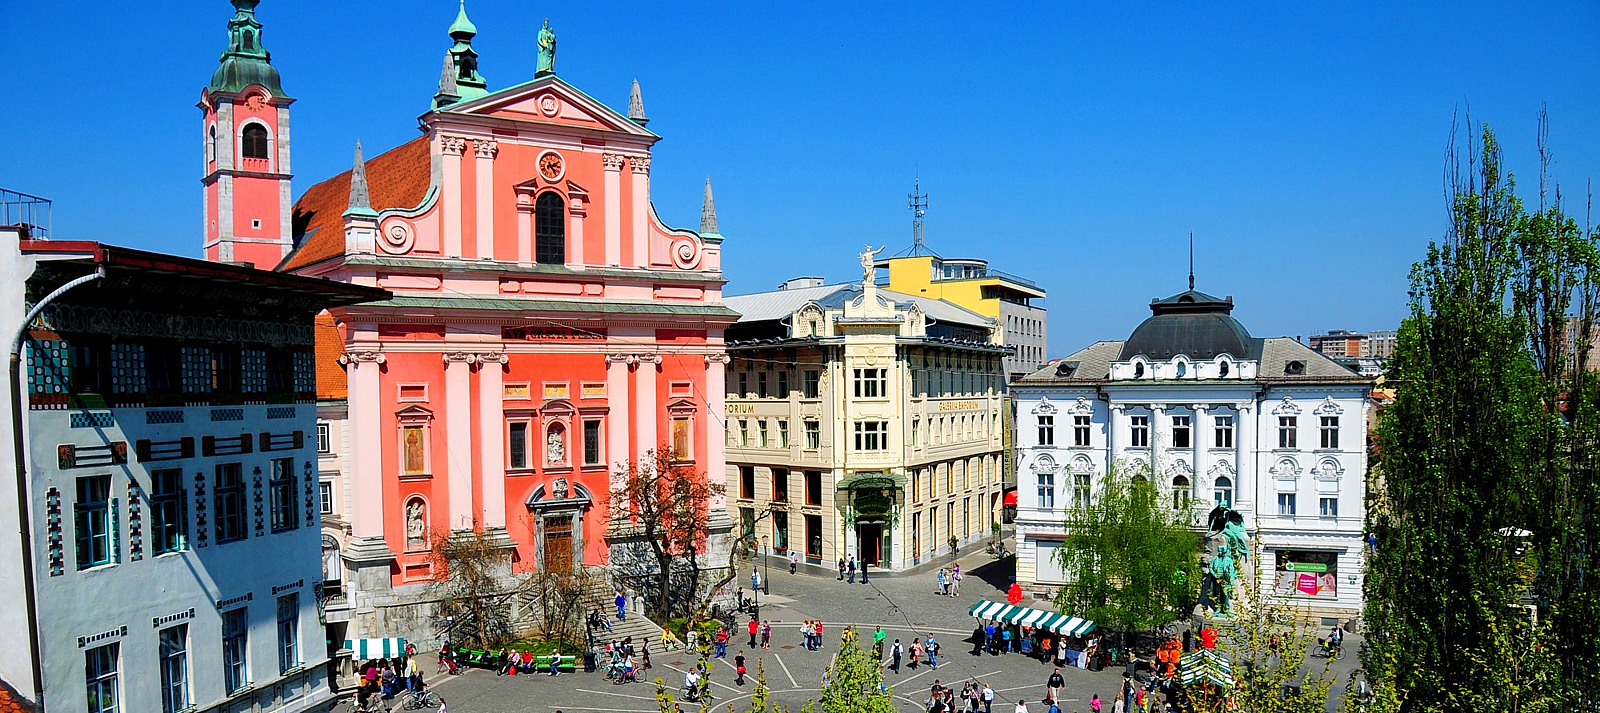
755, 535, 769, 617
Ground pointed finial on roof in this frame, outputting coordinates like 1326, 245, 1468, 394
1188, 232, 1195, 291
345, 141, 377, 218
700, 177, 719, 235
449, 0, 477, 38
628, 79, 649, 126
433, 51, 460, 109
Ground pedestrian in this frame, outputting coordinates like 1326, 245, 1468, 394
615, 590, 627, 621
817, 620, 824, 649
715, 627, 730, 658
1015, 699, 1030, 713
734, 651, 747, 685
437, 697, 447, 713
404, 655, 420, 692
761, 620, 771, 649
984, 623, 997, 654
872, 625, 886, 659
748, 617, 759, 647
952, 563, 962, 596
1046, 668, 1064, 703
549, 650, 564, 677
789, 550, 799, 574
861, 559, 870, 584
1002, 627, 1013, 653
982, 683, 996, 713
847, 555, 857, 583
928, 634, 940, 669
752, 566, 763, 595
1057, 638, 1069, 668
1091, 695, 1102, 713
838, 557, 846, 581
736, 587, 746, 612
891, 639, 903, 673
908, 640, 922, 670
1047, 698, 1062, 713
937, 569, 948, 596
643, 638, 652, 670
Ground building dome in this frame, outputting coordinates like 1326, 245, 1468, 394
1118, 289, 1253, 361
209, 57, 284, 97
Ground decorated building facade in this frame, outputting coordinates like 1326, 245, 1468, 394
197, 1, 736, 642
722, 255, 1010, 572
1011, 287, 1372, 619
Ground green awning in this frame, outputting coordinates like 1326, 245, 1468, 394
966, 600, 1096, 637
1178, 648, 1233, 688
836, 471, 906, 491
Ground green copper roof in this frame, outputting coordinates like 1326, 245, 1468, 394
449, 0, 477, 36
445, 0, 488, 102
208, 0, 286, 97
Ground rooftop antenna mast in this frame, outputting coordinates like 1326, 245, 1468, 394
907, 177, 933, 257
1188, 232, 1195, 290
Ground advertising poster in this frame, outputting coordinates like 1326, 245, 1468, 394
1274, 550, 1338, 597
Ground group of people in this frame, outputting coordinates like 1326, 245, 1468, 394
836, 555, 869, 583
924, 679, 998, 713
600, 636, 647, 682
355, 647, 432, 710
936, 564, 963, 596
974, 621, 1104, 671
798, 619, 827, 650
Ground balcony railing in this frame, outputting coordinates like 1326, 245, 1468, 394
1, 188, 51, 239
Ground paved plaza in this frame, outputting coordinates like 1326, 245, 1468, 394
355, 547, 1362, 713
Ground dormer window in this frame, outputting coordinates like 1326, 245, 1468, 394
1176, 361, 1187, 377
1285, 360, 1305, 375
1219, 360, 1230, 377
1133, 362, 1145, 378
241, 124, 269, 159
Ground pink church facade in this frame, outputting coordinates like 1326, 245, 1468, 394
200, 1, 734, 636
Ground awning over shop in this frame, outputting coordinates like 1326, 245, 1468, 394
836, 471, 907, 491
1003, 490, 1018, 506
967, 600, 1096, 637
1178, 648, 1233, 688
346, 638, 407, 660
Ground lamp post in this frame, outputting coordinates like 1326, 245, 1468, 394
755, 535, 768, 617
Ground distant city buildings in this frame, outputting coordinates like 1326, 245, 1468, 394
1308, 329, 1395, 360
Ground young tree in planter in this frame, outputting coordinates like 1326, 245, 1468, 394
609, 447, 725, 620
802, 636, 895, 713
1052, 460, 1202, 641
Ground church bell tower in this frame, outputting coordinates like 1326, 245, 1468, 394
200, 0, 294, 268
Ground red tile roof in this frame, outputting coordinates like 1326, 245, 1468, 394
0, 679, 39, 713
314, 313, 347, 400
282, 136, 433, 272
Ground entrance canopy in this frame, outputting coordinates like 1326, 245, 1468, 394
967, 600, 1096, 637
836, 471, 906, 491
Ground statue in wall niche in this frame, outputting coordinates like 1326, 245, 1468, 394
405, 501, 426, 544
547, 427, 566, 464
552, 477, 570, 500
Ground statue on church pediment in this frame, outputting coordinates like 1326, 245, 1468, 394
536, 19, 557, 76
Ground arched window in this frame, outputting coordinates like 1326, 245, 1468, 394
1218, 359, 1230, 377
207, 125, 217, 164
242, 30, 254, 50
241, 124, 269, 159
1172, 475, 1191, 510
1133, 361, 1145, 378
1213, 476, 1233, 507
535, 192, 566, 264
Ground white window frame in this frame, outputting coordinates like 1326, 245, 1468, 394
1129, 415, 1150, 448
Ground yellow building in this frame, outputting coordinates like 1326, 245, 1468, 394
878, 255, 1047, 380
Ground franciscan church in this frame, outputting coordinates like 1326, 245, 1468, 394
1010, 283, 1372, 620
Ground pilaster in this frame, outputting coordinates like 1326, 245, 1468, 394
629, 156, 650, 267
340, 349, 387, 542
443, 351, 476, 529
473, 138, 497, 259
603, 153, 624, 266
441, 135, 467, 257
634, 353, 660, 463
704, 353, 730, 511
606, 353, 633, 495
477, 352, 508, 528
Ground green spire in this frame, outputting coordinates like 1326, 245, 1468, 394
208, 0, 285, 97
445, 0, 488, 102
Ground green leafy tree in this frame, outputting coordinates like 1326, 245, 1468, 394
1052, 460, 1202, 637
801, 636, 895, 713
1364, 116, 1598, 712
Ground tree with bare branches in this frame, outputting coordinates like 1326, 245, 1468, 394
428, 526, 523, 650
608, 447, 725, 620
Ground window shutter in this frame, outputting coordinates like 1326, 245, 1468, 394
110, 497, 121, 563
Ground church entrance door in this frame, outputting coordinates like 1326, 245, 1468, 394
543, 515, 573, 574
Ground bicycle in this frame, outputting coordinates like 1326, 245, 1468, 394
1313, 637, 1344, 661
402, 689, 440, 710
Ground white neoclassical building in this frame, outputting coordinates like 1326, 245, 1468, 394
1011, 288, 1372, 620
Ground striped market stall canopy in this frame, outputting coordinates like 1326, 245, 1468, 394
345, 638, 407, 660
1178, 648, 1233, 688
967, 600, 1096, 637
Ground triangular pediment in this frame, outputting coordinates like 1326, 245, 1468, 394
441, 76, 657, 139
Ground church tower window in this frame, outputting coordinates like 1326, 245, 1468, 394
535, 193, 566, 264
241, 124, 269, 160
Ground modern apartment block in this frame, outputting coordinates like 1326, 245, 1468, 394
877, 255, 1047, 381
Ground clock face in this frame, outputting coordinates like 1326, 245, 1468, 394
245, 94, 267, 111
539, 152, 564, 181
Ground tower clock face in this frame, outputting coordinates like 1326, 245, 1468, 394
539, 152, 564, 181
245, 94, 267, 111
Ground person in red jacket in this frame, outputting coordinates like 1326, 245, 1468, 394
748, 617, 760, 648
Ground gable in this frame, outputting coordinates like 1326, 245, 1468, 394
440, 76, 656, 139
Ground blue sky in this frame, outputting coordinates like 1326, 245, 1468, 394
3, 1, 1597, 356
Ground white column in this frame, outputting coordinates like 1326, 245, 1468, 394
474, 138, 497, 260
635, 353, 660, 463
1237, 402, 1256, 513
603, 153, 623, 266
606, 354, 632, 472
343, 351, 386, 540
1191, 404, 1208, 505
629, 157, 650, 268
1149, 404, 1165, 476
704, 354, 730, 511
444, 352, 475, 529
441, 136, 466, 257
1106, 403, 1122, 474
478, 353, 508, 529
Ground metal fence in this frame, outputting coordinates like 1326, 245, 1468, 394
1, 188, 52, 239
